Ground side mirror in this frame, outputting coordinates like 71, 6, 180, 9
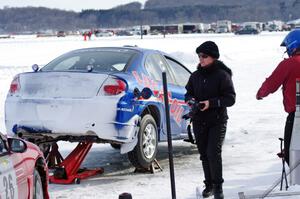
32, 64, 39, 72
8, 138, 27, 153
134, 87, 152, 99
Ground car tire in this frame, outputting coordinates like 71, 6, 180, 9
33, 169, 44, 199
110, 143, 121, 150
128, 114, 158, 169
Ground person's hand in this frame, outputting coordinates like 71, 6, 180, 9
187, 98, 195, 107
200, 100, 209, 111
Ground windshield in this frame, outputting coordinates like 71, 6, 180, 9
41, 48, 138, 72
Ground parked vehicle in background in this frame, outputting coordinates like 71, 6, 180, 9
265, 20, 284, 31
57, 31, 66, 37
181, 23, 198, 33
95, 30, 114, 37
164, 24, 180, 34
216, 20, 232, 33
0, 34, 12, 39
5, 46, 192, 170
241, 21, 263, 32
235, 27, 260, 35
0, 132, 49, 199
115, 30, 133, 36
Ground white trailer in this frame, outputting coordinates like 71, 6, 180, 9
266, 20, 284, 31
216, 20, 232, 33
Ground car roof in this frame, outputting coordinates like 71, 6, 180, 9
70, 46, 158, 54
56, 46, 188, 72
59, 46, 184, 62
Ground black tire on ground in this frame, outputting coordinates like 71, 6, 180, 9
128, 114, 158, 169
110, 143, 121, 150
33, 169, 44, 199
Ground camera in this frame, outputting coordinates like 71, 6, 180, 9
182, 99, 205, 120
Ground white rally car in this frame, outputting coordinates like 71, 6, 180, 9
5, 46, 192, 170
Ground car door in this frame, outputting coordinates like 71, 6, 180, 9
164, 56, 191, 137
0, 136, 18, 199
144, 53, 185, 139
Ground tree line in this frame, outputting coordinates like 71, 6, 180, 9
0, 0, 300, 33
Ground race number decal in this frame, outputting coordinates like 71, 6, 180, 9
0, 156, 18, 199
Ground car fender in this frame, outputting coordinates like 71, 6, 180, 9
120, 131, 138, 154
119, 114, 140, 154
120, 101, 162, 154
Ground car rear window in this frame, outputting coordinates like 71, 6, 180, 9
41, 48, 138, 72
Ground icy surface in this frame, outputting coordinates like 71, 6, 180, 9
0, 32, 299, 198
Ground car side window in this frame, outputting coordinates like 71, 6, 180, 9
145, 53, 175, 84
165, 57, 191, 87
0, 138, 7, 154
145, 54, 163, 81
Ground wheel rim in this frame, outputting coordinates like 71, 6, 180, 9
142, 123, 157, 159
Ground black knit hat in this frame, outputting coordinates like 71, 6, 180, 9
119, 193, 132, 199
196, 41, 220, 59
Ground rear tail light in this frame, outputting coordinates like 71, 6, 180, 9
101, 78, 127, 96
9, 75, 21, 94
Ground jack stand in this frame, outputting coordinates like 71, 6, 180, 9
48, 142, 104, 184
134, 159, 163, 174
46, 142, 64, 168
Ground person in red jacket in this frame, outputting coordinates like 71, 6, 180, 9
256, 29, 300, 166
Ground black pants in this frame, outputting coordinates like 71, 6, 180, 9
193, 122, 227, 184
284, 112, 295, 166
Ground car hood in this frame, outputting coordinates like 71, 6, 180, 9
18, 72, 109, 99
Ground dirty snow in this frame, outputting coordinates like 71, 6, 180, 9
1, 32, 300, 198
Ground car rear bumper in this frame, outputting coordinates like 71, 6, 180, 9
5, 97, 139, 143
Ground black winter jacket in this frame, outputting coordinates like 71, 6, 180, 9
185, 60, 236, 125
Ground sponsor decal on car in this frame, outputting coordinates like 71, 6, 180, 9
117, 107, 134, 112
132, 71, 158, 91
132, 71, 186, 124
0, 156, 18, 199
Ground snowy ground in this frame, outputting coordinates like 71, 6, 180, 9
1, 32, 299, 198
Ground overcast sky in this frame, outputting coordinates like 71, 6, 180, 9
0, 0, 148, 12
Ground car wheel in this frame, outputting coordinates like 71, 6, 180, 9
33, 169, 44, 199
128, 114, 158, 169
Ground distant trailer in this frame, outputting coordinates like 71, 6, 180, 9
149, 25, 165, 35
164, 25, 180, 34
182, 24, 198, 34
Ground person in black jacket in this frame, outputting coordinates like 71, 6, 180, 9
185, 41, 236, 199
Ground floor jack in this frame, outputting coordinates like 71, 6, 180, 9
46, 142, 104, 184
